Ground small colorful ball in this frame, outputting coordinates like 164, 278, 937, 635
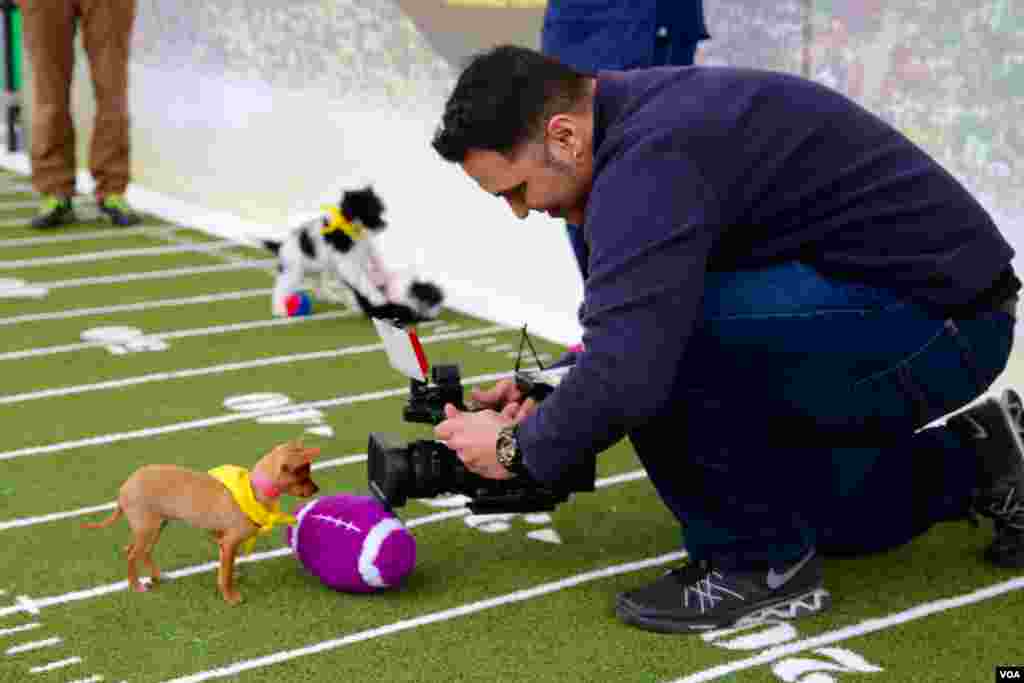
285, 291, 313, 316
286, 494, 416, 593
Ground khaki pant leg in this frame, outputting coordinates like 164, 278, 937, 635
20, 0, 78, 197
78, 0, 136, 199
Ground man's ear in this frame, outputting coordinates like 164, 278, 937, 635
545, 113, 580, 163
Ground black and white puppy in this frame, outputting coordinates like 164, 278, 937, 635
262, 187, 444, 324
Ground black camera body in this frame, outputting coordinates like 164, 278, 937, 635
367, 362, 595, 514
403, 364, 465, 425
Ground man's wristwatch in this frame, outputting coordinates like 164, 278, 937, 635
495, 424, 528, 477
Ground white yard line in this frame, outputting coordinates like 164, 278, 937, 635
0, 325, 506, 406
5, 636, 62, 655
0, 467, 647, 534
38, 259, 276, 290
0, 453, 369, 532
0, 309, 354, 362
0, 369, 514, 462
673, 576, 1024, 682
0, 622, 41, 637
1, 502, 117, 532
0, 200, 50, 211
161, 550, 687, 683
0, 240, 243, 269
0, 288, 270, 326
0, 226, 168, 248
0, 470, 649, 620
29, 656, 83, 673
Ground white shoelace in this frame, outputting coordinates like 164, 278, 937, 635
682, 571, 745, 614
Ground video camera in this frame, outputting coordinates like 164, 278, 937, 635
367, 319, 596, 514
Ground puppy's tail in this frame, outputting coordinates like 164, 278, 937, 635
262, 240, 282, 255
82, 506, 123, 530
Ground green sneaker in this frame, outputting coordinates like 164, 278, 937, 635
98, 194, 141, 226
30, 195, 76, 229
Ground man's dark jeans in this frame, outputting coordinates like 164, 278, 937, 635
630, 261, 1016, 569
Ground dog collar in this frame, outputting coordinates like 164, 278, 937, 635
250, 472, 282, 499
320, 205, 365, 241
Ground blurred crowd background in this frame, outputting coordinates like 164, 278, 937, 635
125, 0, 1022, 227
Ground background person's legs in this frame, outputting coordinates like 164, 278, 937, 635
78, 0, 136, 201
21, 0, 78, 198
633, 262, 1014, 569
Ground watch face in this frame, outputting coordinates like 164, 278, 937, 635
497, 428, 517, 467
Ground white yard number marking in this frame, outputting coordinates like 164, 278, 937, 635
0, 278, 48, 299
223, 393, 334, 438
702, 621, 883, 682
80, 326, 168, 355
772, 648, 883, 682
422, 496, 562, 543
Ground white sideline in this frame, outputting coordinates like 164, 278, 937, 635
0, 453, 369, 532
0, 470, 649, 620
0, 309, 355, 362
0, 370, 514, 462
0, 288, 270, 326
0, 325, 505, 406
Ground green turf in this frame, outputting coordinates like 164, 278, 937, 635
0, 172, 1021, 683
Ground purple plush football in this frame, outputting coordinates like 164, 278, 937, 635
286, 494, 416, 593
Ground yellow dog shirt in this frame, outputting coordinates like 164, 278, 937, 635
208, 465, 296, 554
320, 205, 365, 241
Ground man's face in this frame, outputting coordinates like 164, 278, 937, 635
460, 116, 593, 226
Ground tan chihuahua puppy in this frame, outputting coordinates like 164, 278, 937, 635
83, 440, 320, 604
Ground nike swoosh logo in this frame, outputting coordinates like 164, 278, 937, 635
964, 415, 989, 440
766, 548, 816, 590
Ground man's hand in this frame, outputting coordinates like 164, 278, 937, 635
467, 378, 539, 420
434, 401, 531, 479
468, 378, 524, 410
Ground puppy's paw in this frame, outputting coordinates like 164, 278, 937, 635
223, 590, 244, 605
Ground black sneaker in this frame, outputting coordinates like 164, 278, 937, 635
948, 389, 1024, 567
30, 195, 75, 229
98, 194, 141, 226
615, 549, 831, 633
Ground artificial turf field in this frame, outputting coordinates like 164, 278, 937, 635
0, 166, 1020, 683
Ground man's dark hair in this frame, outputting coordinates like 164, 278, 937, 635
432, 45, 590, 162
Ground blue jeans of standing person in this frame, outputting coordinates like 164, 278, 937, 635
628, 261, 1016, 569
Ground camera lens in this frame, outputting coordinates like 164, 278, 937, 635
368, 432, 413, 507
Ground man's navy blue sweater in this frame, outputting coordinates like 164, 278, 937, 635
516, 66, 1014, 485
